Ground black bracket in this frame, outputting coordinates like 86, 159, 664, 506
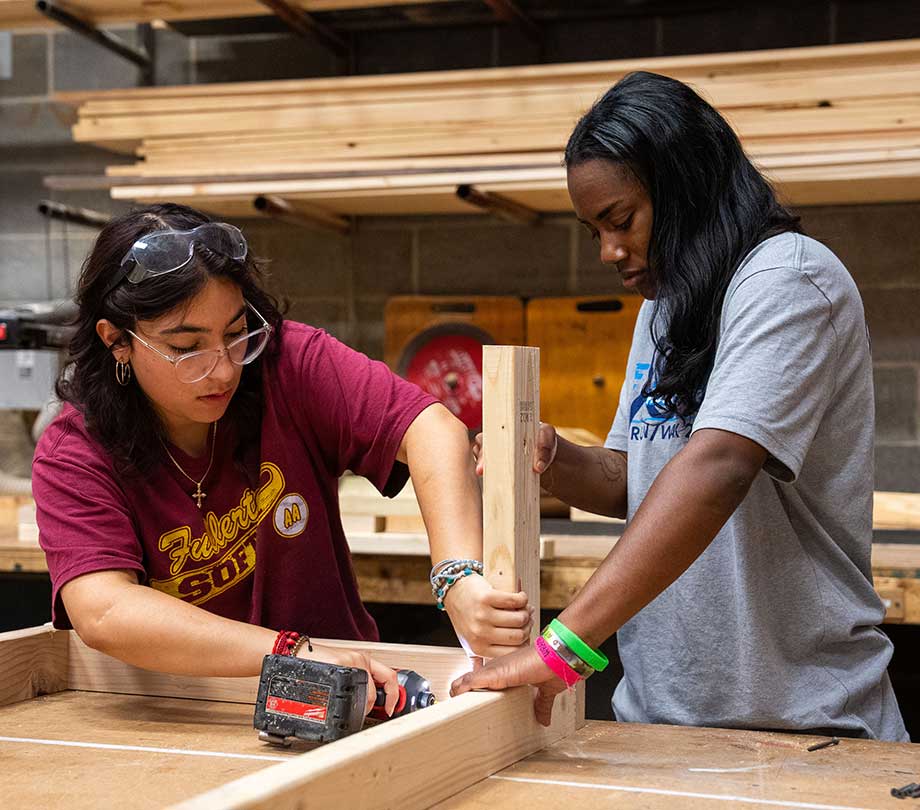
38, 199, 111, 229
256, 0, 348, 60
456, 184, 541, 226
35, 1, 154, 85
482, 0, 541, 44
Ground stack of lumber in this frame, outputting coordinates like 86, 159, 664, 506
0, 0, 449, 28
56, 39, 920, 215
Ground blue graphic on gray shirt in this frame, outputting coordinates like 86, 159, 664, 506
628, 361, 694, 442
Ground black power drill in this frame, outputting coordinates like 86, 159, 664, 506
253, 655, 436, 746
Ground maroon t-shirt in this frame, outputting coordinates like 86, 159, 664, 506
33, 321, 436, 639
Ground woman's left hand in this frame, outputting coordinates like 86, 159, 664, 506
442, 574, 533, 659
449, 644, 567, 727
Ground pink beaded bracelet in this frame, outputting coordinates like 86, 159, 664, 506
535, 635, 581, 689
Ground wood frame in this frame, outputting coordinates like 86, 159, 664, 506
0, 342, 582, 809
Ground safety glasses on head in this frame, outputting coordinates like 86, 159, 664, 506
101, 222, 248, 300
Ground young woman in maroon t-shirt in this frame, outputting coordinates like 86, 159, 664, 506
32, 203, 530, 714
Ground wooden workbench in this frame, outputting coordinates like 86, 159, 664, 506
437, 721, 919, 809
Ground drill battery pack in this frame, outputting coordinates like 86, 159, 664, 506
253, 655, 368, 745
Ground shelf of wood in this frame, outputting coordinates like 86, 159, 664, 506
52, 38, 920, 213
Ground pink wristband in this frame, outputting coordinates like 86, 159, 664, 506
535, 635, 581, 688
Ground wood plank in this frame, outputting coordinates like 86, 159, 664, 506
0, 626, 68, 708
433, 720, 920, 810
53, 39, 920, 104
169, 685, 581, 810
482, 346, 541, 635
66, 632, 471, 704
874, 491, 920, 531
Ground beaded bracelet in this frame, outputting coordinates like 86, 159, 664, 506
430, 558, 483, 610
290, 634, 313, 656
534, 635, 581, 689
542, 625, 594, 679
549, 619, 609, 672
272, 630, 301, 656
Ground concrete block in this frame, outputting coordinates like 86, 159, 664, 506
0, 236, 58, 300
0, 168, 49, 234
283, 296, 350, 342
0, 33, 48, 99
875, 444, 920, 492
353, 225, 414, 296
417, 220, 570, 296
0, 99, 76, 146
353, 296, 387, 361
241, 219, 350, 299
53, 27, 142, 92
798, 203, 920, 288
874, 365, 918, 442
863, 288, 920, 363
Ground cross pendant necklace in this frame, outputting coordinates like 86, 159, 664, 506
192, 484, 206, 509
163, 422, 217, 510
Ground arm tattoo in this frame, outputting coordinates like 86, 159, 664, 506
597, 449, 626, 485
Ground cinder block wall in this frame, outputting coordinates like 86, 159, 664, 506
1, 0, 919, 488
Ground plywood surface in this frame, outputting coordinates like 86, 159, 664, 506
0, 691, 295, 810
434, 720, 920, 809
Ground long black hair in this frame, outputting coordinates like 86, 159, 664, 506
57, 203, 284, 478
565, 71, 801, 416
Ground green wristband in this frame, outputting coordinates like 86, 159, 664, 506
549, 619, 609, 672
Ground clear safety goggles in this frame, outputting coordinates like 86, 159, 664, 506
102, 222, 248, 299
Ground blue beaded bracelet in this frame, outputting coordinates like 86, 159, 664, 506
430, 558, 483, 610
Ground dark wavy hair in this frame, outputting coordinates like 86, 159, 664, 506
565, 71, 802, 416
57, 203, 284, 478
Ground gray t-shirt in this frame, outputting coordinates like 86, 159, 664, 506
606, 232, 907, 741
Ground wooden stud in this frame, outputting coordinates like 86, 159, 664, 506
482, 345, 541, 640
0, 625, 69, 708
167, 685, 580, 809
66, 632, 471, 704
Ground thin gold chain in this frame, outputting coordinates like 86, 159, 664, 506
162, 421, 217, 509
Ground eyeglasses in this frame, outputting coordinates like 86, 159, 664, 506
125, 301, 272, 384
101, 222, 248, 300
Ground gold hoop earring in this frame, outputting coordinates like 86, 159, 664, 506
115, 359, 132, 386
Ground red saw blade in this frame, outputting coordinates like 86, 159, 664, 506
399, 326, 490, 431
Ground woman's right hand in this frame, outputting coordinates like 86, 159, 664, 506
473, 421, 559, 476
299, 643, 400, 716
